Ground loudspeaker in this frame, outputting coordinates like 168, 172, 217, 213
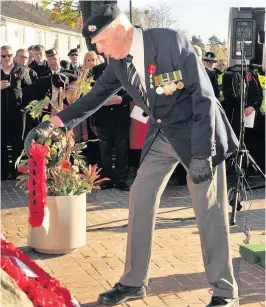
231, 18, 256, 59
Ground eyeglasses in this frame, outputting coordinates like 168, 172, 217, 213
70, 54, 78, 57
1, 54, 13, 58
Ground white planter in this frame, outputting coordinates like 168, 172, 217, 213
28, 193, 87, 254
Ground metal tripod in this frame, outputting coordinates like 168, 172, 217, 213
229, 41, 266, 226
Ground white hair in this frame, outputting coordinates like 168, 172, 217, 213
107, 13, 132, 32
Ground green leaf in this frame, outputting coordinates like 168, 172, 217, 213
15, 150, 26, 169
42, 114, 50, 122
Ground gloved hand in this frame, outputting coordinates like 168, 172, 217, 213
188, 157, 213, 184
24, 121, 54, 156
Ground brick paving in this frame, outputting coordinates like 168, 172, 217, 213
1, 178, 265, 307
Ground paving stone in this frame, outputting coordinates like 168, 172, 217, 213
1, 179, 265, 307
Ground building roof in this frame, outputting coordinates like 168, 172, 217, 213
0, 0, 80, 33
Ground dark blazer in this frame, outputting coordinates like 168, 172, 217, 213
29, 60, 50, 77
1, 63, 33, 111
56, 28, 238, 168
23, 71, 76, 111
222, 70, 263, 134
92, 63, 132, 128
69, 63, 82, 73
205, 67, 219, 98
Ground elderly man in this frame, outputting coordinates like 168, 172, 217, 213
24, 4, 239, 307
40, 48, 72, 77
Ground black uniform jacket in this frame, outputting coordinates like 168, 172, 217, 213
92, 63, 132, 128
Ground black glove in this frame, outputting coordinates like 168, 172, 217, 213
188, 157, 213, 184
24, 121, 54, 156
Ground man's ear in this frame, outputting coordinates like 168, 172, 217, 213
116, 24, 126, 39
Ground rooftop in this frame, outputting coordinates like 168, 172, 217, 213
0, 0, 80, 33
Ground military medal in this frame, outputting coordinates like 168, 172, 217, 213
176, 81, 184, 89
170, 82, 177, 92
156, 86, 164, 95
148, 64, 157, 89
163, 81, 173, 96
154, 70, 184, 95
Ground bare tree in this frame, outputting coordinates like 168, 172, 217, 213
126, 2, 178, 30
147, 3, 178, 29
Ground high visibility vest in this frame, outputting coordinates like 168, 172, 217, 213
217, 73, 224, 102
258, 73, 266, 112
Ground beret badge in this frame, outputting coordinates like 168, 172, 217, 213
88, 25, 97, 32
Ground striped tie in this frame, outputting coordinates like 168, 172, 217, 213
125, 54, 149, 107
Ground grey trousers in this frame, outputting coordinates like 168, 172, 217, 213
120, 130, 238, 299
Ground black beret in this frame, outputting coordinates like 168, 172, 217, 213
68, 48, 79, 56
82, 4, 121, 38
52, 72, 77, 89
203, 52, 218, 63
45, 48, 58, 58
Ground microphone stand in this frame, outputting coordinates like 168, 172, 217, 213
229, 40, 266, 226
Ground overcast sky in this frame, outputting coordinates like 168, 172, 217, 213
117, 0, 266, 43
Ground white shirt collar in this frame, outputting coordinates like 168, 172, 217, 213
51, 67, 61, 74
129, 27, 143, 58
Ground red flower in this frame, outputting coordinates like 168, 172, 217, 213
148, 64, 156, 75
59, 160, 71, 169
18, 166, 27, 173
29, 143, 50, 158
246, 72, 252, 81
89, 164, 97, 176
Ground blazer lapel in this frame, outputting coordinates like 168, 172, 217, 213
143, 29, 157, 113
116, 57, 151, 117
114, 27, 158, 117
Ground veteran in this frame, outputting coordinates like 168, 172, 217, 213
24, 4, 239, 307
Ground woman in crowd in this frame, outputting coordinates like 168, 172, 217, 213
71, 51, 101, 166
83, 51, 100, 74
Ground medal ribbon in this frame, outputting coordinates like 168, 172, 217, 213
154, 70, 183, 86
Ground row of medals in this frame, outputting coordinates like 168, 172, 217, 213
150, 76, 184, 96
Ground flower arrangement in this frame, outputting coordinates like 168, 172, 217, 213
16, 73, 106, 197
1, 239, 80, 307
16, 129, 105, 197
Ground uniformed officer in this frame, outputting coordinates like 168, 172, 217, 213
203, 52, 220, 98
68, 48, 82, 73
215, 60, 227, 103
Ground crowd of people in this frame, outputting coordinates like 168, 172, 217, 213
193, 47, 265, 174
1, 42, 265, 187
1, 44, 141, 190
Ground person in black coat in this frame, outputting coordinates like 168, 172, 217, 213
1, 45, 35, 179
92, 61, 132, 191
29, 45, 50, 77
203, 52, 219, 98
222, 67, 264, 172
68, 48, 82, 74
23, 72, 77, 119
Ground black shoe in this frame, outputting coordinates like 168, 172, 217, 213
98, 283, 146, 306
115, 182, 130, 191
206, 297, 239, 307
100, 180, 114, 190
